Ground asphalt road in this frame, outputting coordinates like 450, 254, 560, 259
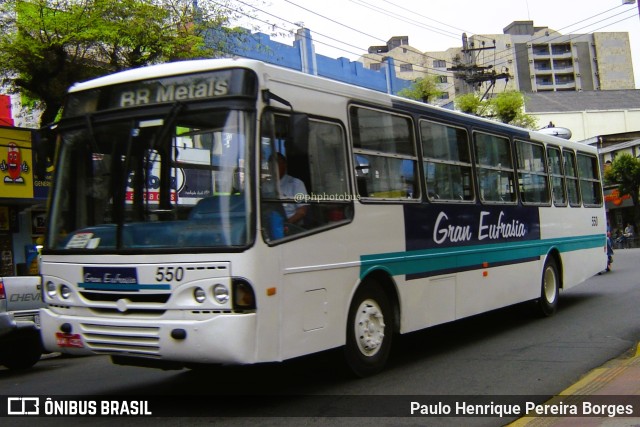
2, 249, 640, 426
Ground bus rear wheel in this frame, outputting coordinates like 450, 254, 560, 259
344, 281, 393, 377
537, 258, 559, 317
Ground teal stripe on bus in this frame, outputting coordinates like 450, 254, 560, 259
359, 234, 605, 280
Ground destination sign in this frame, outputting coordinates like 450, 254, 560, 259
63, 68, 258, 116
116, 75, 230, 107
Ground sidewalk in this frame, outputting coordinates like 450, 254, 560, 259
508, 343, 640, 427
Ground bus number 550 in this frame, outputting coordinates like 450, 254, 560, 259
156, 266, 184, 282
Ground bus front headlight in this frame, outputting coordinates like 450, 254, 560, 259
212, 284, 229, 304
46, 281, 57, 299
60, 285, 71, 299
193, 287, 206, 303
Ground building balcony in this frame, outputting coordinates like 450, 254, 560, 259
552, 65, 574, 73
550, 50, 572, 59
535, 78, 554, 86
554, 81, 576, 89
532, 51, 551, 58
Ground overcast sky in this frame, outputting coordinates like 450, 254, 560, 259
237, 0, 640, 88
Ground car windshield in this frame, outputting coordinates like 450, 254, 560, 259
47, 108, 254, 252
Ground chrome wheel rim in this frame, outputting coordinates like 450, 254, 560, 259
543, 266, 557, 303
354, 298, 385, 357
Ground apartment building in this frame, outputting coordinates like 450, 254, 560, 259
361, 36, 456, 107
500, 21, 634, 92
361, 21, 635, 100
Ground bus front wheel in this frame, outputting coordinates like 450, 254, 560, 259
344, 281, 393, 377
537, 258, 559, 317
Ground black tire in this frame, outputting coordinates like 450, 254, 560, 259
344, 281, 393, 377
0, 330, 43, 370
536, 258, 560, 317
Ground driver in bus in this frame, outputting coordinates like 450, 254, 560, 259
274, 153, 308, 225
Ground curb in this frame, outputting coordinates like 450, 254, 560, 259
507, 343, 640, 426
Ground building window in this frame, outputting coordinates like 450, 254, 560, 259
370, 63, 381, 71
433, 60, 446, 68
438, 75, 448, 83
400, 63, 413, 72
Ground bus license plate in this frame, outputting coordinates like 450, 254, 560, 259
55, 332, 84, 348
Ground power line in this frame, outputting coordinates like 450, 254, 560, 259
268, 0, 635, 75
348, 0, 461, 41
216, 0, 446, 74
224, 0, 639, 94
283, 0, 458, 69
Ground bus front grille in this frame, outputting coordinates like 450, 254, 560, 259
80, 322, 160, 356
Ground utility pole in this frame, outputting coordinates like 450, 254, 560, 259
448, 33, 510, 100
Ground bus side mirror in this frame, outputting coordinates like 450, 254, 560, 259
34, 129, 56, 180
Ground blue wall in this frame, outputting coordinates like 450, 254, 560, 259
211, 28, 412, 95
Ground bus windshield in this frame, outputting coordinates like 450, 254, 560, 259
47, 108, 254, 252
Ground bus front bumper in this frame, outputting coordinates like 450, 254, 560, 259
39, 308, 258, 365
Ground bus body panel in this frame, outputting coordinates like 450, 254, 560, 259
40, 308, 258, 364
40, 59, 607, 370
539, 206, 607, 288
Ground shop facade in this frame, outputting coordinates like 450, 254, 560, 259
0, 125, 49, 276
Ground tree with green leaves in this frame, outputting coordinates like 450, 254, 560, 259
454, 90, 537, 130
604, 152, 640, 232
0, 0, 244, 126
490, 90, 537, 129
397, 75, 444, 104
454, 92, 483, 115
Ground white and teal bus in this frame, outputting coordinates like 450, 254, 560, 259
40, 58, 606, 376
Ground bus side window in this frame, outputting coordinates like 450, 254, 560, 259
563, 149, 581, 207
515, 140, 550, 205
547, 146, 567, 206
474, 132, 517, 204
303, 120, 352, 227
350, 106, 419, 200
260, 113, 352, 242
577, 153, 603, 207
421, 120, 473, 202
